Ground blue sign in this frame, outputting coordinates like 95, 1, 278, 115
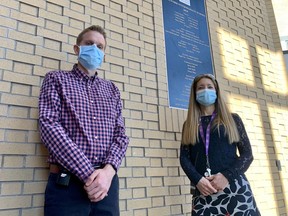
162, 0, 214, 109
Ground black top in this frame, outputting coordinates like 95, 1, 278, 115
180, 113, 253, 185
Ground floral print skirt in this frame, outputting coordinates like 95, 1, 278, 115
192, 175, 260, 216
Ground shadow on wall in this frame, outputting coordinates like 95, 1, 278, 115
218, 27, 288, 215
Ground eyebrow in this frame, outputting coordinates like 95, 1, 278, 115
198, 83, 213, 86
84, 40, 95, 44
83, 39, 104, 45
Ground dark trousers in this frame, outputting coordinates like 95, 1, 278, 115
44, 173, 119, 216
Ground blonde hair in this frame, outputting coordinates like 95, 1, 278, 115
182, 74, 240, 145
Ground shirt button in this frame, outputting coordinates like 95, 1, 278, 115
94, 136, 98, 139
93, 117, 96, 120
91, 100, 94, 103
95, 156, 98, 160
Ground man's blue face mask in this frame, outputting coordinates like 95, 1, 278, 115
196, 89, 217, 106
78, 45, 104, 71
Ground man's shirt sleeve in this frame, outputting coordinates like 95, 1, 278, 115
103, 83, 129, 171
38, 72, 94, 182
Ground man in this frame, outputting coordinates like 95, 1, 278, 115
39, 25, 129, 216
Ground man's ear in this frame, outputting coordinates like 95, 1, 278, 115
73, 45, 79, 55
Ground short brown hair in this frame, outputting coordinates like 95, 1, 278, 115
76, 25, 107, 46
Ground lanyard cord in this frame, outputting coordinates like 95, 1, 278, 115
199, 111, 217, 169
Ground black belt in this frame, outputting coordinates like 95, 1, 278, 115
49, 164, 104, 174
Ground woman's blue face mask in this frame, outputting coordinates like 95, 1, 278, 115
196, 89, 217, 106
78, 45, 104, 71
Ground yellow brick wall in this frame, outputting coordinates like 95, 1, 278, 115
0, 0, 287, 215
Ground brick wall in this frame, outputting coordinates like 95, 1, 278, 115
0, 0, 287, 215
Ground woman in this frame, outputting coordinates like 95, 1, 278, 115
180, 74, 260, 215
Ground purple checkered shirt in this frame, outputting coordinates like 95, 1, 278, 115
39, 64, 129, 182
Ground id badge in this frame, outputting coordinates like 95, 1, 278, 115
204, 168, 211, 177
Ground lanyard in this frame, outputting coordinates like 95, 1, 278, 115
199, 111, 216, 168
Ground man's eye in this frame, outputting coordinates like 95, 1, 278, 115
97, 45, 103, 50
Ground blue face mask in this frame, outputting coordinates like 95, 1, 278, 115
78, 45, 104, 71
196, 89, 217, 106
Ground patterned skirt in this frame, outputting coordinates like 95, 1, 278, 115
192, 175, 261, 216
